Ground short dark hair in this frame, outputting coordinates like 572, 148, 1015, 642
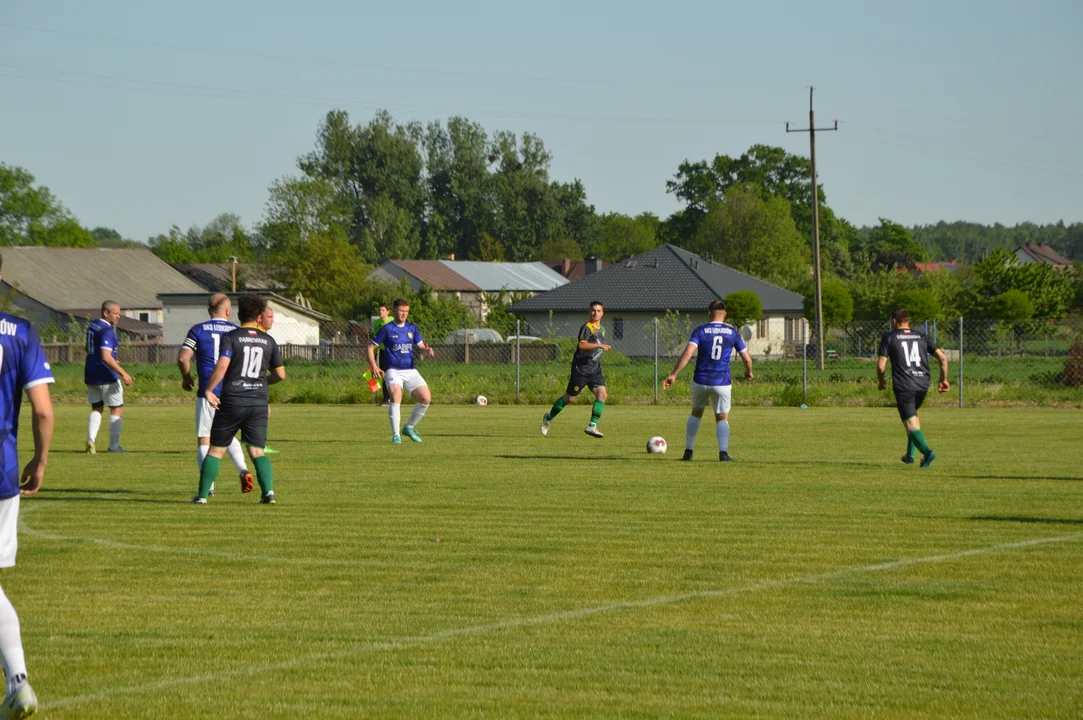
377, 302, 389, 311
892, 308, 910, 324
238, 294, 268, 324
392, 298, 410, 310
589, 301, 604, 310
708, 300, 726, 313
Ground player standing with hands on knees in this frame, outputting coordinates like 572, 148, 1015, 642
663, 300, 753, 462
877, 308, 949, 467
367, 299, 435, 444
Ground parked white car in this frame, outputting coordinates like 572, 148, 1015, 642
444, 328, 504, 344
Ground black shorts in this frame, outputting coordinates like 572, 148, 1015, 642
210, 403, 268, 449
566, 368, 605, 397
893, 388, 928, 421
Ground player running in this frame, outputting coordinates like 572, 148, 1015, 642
0, 252, 55, 719
540, 301, 611, 438
192, 295, 286, 505
877, 308, 949, 467
367, 299, 435, 444
177, 293, 253, 496
662, 300, 753, 461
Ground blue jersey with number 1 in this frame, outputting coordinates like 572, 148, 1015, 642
84, 319, 119, 385
688, 322, 746, 386
183, 319, 237, 396
0, 313, 55, 500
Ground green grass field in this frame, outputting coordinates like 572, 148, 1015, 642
14, 403, 1083, 718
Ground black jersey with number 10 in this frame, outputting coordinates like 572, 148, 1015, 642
878, 328, 939, 393
218, 327, 284, 406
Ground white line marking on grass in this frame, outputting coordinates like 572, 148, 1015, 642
42, 531, 1082, 711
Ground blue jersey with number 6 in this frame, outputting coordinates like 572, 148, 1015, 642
688, 322, 746, 386
0, 313, 55, 499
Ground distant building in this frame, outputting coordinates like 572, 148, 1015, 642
172, 263, 284, 293
158, 291, 331, 347
370, 259, 568, 319
1012, 243, 1072, 268
509, 244, 807, 358
0, 246, 207, 336
545, 258, 612, 280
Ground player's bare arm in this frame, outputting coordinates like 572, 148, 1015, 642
20, 383, 53, 496
577, 340, 611, 352
934, 348, 950, 392
177, 347, 195, 391
268, 366, 287, 385
662, 342, 697, 390
101, 347, 133, 386
204, 355, 231, 408
417, 341, 435, 358
739, 349, 754, 380
366, 344, 383, 377
876, 356, 888, 390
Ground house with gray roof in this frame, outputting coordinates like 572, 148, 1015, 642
508, 244, 808, 358
0, 246, 207, 335
370, 259, 567, 320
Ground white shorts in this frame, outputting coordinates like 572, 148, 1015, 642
195, 397, 216, 438
385, 368, 428, 395
87, 380, 124, 407
0, 495, 20, 568
691, 381, 732, 415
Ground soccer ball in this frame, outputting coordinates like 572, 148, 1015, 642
474, 395, 488, 405
646, 436, 667, 454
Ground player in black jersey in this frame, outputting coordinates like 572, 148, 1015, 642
193, 294, 286, 504
877, 308, 949, 467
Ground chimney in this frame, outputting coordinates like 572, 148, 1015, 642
585, 258, 603, 275
561, 258, 572, 277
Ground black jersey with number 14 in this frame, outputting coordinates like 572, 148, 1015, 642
878, 328, 939, 393
219, 326, 284, 407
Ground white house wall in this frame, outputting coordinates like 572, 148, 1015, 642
162, 298, 321, 346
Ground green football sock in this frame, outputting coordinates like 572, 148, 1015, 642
198, 456, 220, 499
548, 396, 566, 419
253, 455, 274, 495
905, 435, 916, 459
908, 430, 931, 455
590, 400, 605, 426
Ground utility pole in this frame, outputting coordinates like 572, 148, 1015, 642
786, 87, 837, 370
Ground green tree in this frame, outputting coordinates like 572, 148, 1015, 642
990, 289, 1034, 324
594, 213, 657, 261
864, 218, 927, 269
468, 234, 505, 261
538, 237, 584, 262
804, 281, 854, 327
269, 227, 371, 318
0, 164, 95, 247
423, 116, 494, 260
693, 185, 809, 290
894, 288, 940, 322
723, 291, 763, 329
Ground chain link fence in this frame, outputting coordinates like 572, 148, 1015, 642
39, 315, 1083, 408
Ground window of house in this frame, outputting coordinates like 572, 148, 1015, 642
757, 318, 768, 339
138, 312, 151, 323
613, 318, 624, 340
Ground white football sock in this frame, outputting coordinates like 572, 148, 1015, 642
716, 419, 730, 452
197, 444, 210, 468
0, 587, 27, 695
226, 438, 248, 474
685, 415, 701, 451
87, 410, 102, 443
406, 404, 428, 429
108, 416, 122, 450
389, 403, 401, 436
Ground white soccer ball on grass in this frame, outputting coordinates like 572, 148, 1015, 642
474, 395, 488, 405
646, 436, 667, 454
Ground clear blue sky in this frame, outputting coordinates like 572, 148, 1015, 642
2, 0, 1080, 242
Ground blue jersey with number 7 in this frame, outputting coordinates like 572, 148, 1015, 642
688, 322, 746, 386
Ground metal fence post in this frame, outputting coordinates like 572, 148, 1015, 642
653, 317, 659, 405
515, 319, 521, 403
802, 320, 808, 400
958, 316, 964, 409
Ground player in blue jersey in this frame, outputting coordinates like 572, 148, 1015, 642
662, 300, 754, 461
177, 293, 254, 494
84, 301, 133, 454
0, 253, 55, 719
367, 298, 435, 444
